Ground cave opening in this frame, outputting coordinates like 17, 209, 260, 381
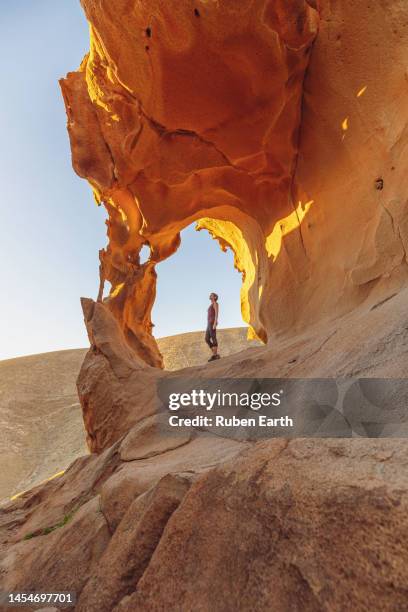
95, 197, 268, 369
151, 222, 256, 370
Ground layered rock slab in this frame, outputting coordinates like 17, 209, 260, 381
0, 426, 246, 612
113, 439, 408, 612
2, 437, 407, 611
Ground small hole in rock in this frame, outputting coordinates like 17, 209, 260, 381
140, 245, 151, 264
194, 8, 200, 17
146, 27, 152, 38
145, 45, 150, 52
375, 178, 384, 190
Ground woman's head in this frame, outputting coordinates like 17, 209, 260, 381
209, 292, 218, 302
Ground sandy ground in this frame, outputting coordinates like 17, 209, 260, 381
0, 328, 258, 500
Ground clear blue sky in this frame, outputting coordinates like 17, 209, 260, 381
0, 1, 242, 361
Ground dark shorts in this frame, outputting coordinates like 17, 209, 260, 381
205, 326, 218, 348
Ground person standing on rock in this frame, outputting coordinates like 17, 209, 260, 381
206, 293, 220, 362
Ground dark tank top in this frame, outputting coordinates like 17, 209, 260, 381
207, 304, 215, 325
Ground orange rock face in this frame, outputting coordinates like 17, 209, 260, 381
60, 0, 319, 366
60, 0, 408, 368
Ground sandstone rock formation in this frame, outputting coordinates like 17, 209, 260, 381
2, 434, 408, 611
1, 0, 408, 609
0, 328, 259, 501
114, 439, 408, 612
2, 288, 408, 609
77, 285, 408, 455
60, 0, 408, 372
59, 0, 320, 367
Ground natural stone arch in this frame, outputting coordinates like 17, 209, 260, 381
60, 0, 318, 366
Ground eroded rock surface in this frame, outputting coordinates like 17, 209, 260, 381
78, 285, 408, 455
2, 282, 408, 609
1, 1, 407, 609
60, 0, 320, 367
2, 435, 408, 611
2, 287, 408, 609
0, 327, 258, 501
60, 0, 408, 372
114, 439, 408, 612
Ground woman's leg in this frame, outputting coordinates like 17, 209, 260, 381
211, 328, 218, 356
205, 327, 212, 349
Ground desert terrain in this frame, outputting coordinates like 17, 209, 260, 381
0, 328, 259, 500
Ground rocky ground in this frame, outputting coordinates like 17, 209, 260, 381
0, 328, 259, 501
0, 289, 407, 610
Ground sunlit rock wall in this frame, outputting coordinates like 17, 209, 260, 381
269, 0, 408, 335
61, 0, 408, 367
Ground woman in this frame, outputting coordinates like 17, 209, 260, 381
205, 292, 220, 362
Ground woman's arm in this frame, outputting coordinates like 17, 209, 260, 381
213, 302, 219, 329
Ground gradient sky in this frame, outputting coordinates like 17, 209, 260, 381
0, 1, 243, 361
